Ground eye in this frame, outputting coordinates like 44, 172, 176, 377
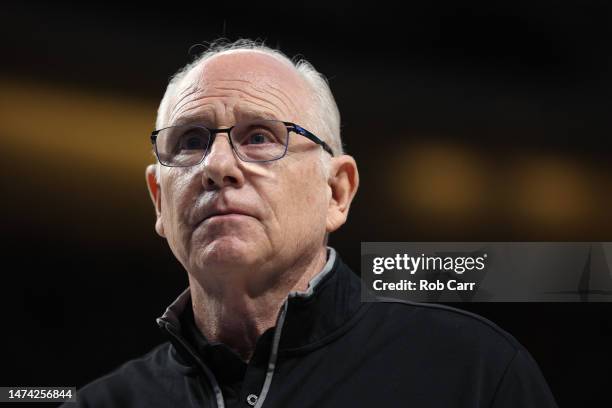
184, 136, 204, 149
178, 129, 207, 151
244, 130, 275, 145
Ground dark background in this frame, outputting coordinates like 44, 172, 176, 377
1, 1, 611, 406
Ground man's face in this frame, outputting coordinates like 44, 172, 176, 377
151, 52, 334, 287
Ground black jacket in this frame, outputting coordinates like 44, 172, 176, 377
67, 249, 558, 407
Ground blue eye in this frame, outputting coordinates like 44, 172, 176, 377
245, 131, 274, 145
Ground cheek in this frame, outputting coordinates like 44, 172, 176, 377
160, 173, 198, 256
277, 163, 328, 234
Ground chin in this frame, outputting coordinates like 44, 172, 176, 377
191, 236, 263, 272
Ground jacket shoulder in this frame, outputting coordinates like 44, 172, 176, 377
362, 300, 557, 406
369, 298, 523, 357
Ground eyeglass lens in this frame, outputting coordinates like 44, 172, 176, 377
155, 119, 289, 166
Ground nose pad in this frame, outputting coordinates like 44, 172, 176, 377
200, 132, 243, 189
203, 133, 235, 161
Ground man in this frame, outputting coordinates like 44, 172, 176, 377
68, 40, 558, 407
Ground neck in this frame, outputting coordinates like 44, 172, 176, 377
188, 246, 328, 362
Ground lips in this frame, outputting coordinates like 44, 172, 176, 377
206, 209, 252, 220
194, 205, 255, 226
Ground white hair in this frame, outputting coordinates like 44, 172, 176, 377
154, 39, 343, 178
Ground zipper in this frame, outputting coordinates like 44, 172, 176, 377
163, 322, 225, 408
252, 298, 289, 408
249, 249, 336, 407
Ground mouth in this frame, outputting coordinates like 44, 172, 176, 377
197, 209, 254, 226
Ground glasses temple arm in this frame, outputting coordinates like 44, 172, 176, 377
284, 123, 334, 156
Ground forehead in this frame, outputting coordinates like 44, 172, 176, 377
170, 51, 312, 124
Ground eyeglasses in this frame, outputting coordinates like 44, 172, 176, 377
151, 119, 334, 167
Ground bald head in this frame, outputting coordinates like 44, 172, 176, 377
165, 51, 315, 133
155, 40, 343, 156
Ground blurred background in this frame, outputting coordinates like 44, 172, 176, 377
1, 1, 611, 406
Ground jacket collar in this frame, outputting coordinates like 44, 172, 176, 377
156, 248, 366, 363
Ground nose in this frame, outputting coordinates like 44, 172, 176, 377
200, 133, 245, 190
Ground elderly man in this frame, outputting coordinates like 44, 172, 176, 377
68, 40, 557, 407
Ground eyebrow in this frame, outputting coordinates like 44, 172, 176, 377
173, 107, 280, 127
235, 109, 279, 122
173, 114, 213, 127
172, 106, 216, 127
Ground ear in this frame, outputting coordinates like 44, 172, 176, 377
326, 155, 359, 233
146, 164, 165, 238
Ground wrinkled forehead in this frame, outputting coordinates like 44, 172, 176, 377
172, 51, 313, 121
